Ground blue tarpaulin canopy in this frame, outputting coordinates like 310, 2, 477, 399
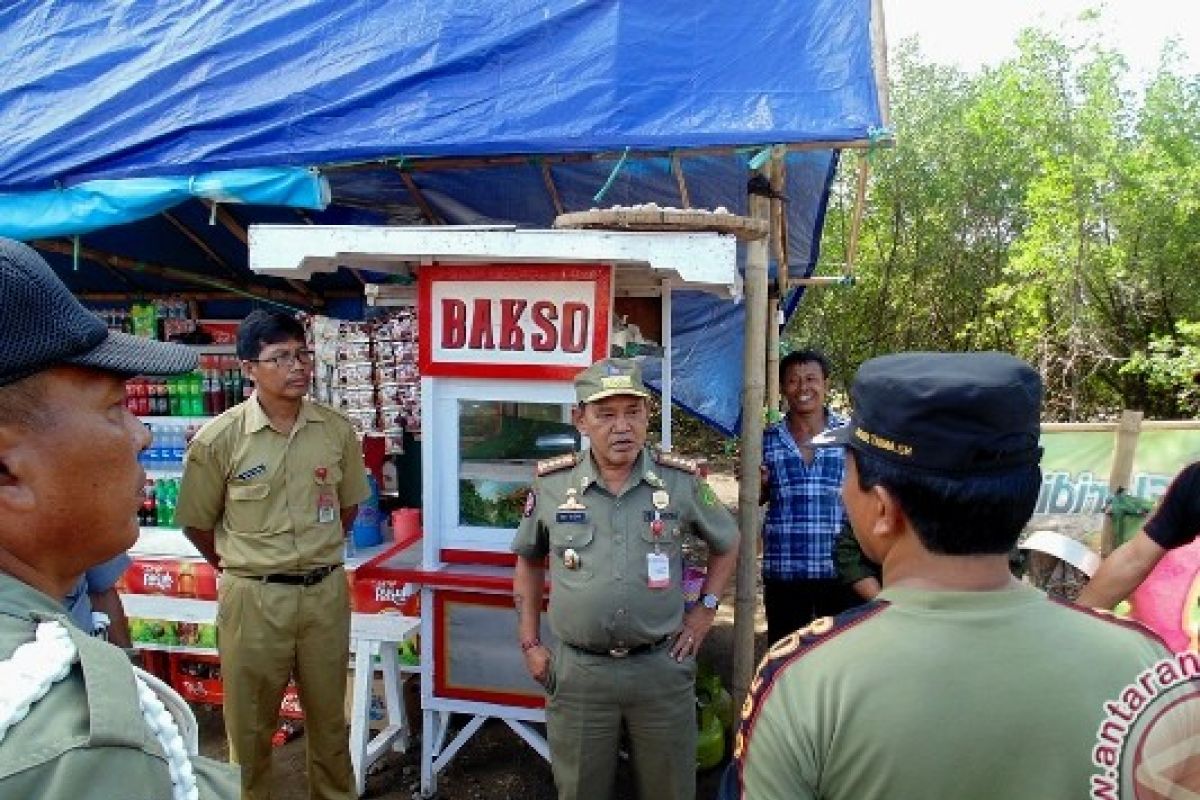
0, 0, 888, 434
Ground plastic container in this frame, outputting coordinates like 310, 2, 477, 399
391, 508, 421, 544
350, 474, 383, 548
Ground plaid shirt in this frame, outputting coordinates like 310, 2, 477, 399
761, 411, 848, 580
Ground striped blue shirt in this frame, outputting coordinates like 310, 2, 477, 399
761, 412, 848, 580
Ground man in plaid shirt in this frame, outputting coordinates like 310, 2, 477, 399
759, 349, 859, 645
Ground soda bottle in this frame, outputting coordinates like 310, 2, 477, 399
206, 370, 222, 415
142, 480, 157, 527
189, 371, 204, 416
225, 358, 240, 409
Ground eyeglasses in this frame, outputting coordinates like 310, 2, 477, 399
248, 349, 315, 369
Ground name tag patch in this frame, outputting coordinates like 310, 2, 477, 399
643, 510, 679, 522
556, 511, 588, 524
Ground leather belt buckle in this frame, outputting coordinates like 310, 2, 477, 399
608, 646, 630, 658
303, 565, 334, 586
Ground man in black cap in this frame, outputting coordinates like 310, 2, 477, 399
721, 351, 1169, 800
0, 238, 239, 797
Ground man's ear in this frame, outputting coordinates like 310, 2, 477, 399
0, 427, 37, 513
571, 404, 586, 430
855, 484, 906, 564
873, 484, 907, 540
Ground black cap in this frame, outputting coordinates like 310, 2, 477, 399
0, 238, 198, 386
812, 351, 1042, 473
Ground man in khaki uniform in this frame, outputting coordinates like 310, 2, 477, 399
176, 310, 370, 800
512, 358, 740, 800
0, 238, 239, 798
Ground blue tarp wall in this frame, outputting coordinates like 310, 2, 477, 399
0, 0, 887, 434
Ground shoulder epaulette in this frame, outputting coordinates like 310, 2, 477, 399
1051, 596, 1173, 650
652, 446, 699, 475
732, 601, 889, 764
536, 452, 579, 477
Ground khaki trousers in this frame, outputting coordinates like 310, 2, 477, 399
545, 640, 697, 800
218, 569, 353, 800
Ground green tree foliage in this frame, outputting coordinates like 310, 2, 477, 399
790, 23, 1200, 421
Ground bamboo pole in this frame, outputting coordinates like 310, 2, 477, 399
540, 161, 565, 216
733, 191, 770, 710
766, 298, 780, 420
324, 137, 895, 177
790, 276, 852, 287
1098, 410, 1144, 556
32, 239, 316, 308
766, 153, 786, 415
162, 211, 241, 279
204, 202, 321, 304
845, 155, 871, 277
398, 171, 443, 225
671, 153, 692, 209
870, 0, 893, 129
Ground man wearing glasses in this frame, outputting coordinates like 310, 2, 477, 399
177, 310, 371, 800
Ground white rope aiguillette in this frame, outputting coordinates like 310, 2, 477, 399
0, 621, 197, 800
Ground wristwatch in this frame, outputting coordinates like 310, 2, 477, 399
700, 593, 720, 611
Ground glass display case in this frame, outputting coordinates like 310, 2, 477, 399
424, 377, 578, 559
457, 399, 579, 529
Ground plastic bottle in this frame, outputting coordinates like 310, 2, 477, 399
142, 480, 157, 527
227, 359, 243, 408
190, 371, 205, 416
170, 425, 186, 469
145, 424, 160, 468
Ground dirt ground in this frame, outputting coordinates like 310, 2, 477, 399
198, 473, 765, 799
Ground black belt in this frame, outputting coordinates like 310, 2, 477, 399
259, 565, 338, 586
567, 635, 671, 659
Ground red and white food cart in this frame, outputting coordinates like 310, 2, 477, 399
249, 224, 739, 797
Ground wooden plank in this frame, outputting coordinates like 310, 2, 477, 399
555, 208, 767, 240
540, 161, 565, 216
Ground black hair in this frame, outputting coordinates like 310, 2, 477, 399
237, 310, 306, 361
780, 348, 830, 381
851, 448, 1041, 555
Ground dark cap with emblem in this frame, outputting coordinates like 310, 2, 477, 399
812, 351, 1042, 473
0, 238, 198, 386
574, 357, 651, 404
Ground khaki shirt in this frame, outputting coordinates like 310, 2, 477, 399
176, 396, 371, 576
0, 575, 240, 798
512, 447, 737, 651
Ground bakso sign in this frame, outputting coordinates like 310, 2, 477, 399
419, 264, 611, 379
